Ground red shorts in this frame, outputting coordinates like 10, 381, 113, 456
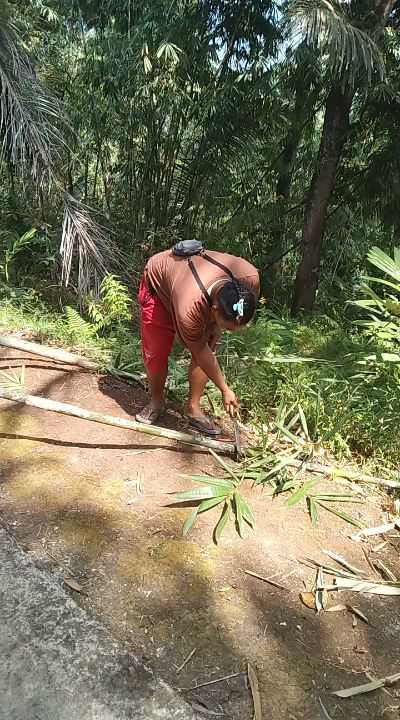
138, 275, 175, 373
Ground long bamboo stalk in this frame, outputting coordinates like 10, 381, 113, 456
0, 334, 146, 386
0, 387, 236, 455
0, 335, 98, 370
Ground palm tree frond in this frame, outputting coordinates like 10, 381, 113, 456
287, 0, 386, 87
0, 13, 68, 183
60, 194, 127, 300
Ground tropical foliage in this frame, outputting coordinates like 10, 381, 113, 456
1, 0, 400, 474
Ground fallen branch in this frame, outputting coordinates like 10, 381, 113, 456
0, 387, 236, 455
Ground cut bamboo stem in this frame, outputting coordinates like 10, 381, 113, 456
0, 387, 236, 455
284, 457, 400, 490
0, 334, 98, 370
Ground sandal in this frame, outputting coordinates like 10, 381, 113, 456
135, 405, 165, 425
186, 414, 222, 437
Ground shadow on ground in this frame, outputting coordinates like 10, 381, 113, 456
0, 348, 399, 719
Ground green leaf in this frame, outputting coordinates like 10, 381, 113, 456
214, 503, 229, 544
174, 487, 223, 502
315, 501, 364, 529
363, 276, 400, 294
273, 478, 297, 496
275, 421, 304, 446
182, 508, 199, 536
312, 494, 363, 503
179, 474, 234, 490
197, 496, 226, 514
367, 246, 400, 283
208, 449, 239, 483
233, 493, 245, 538
298, 404, 310, 440
239, 496, 255, 528
258, 456, 300, 484
307, 496, 318, 526
287, 478, 320, 507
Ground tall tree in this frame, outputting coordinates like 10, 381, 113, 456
289, 0, 398, 314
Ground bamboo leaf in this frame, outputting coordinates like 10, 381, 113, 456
214, 503, 229, 544
64, 576, 86, 595
275, 421, 304, 446
234, 493, 245, 538
312, 494, 363, 503
208, 449, 239, 483
298, 404, 310, 440
287, 478, 320, 507
315, 501, 364, 528
239, 496, 255, 528
332, 672, 400, 698
174, 487, 223, 502
179, 474, 234, 490
182, 508, 199, 536
307, 496, 319, 526
197, 496, 226, 514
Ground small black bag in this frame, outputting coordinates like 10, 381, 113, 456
172, 239, 204, 257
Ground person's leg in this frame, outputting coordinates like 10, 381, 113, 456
187, 361, 209, 418
137, 366, 168, 422
185, 330, 221, 435
136, 276, 175, 424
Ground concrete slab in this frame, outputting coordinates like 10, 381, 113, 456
0, 529, 195, 720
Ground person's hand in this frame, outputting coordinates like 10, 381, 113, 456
222, 386, 238, 417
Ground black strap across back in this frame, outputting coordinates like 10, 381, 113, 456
171, 240, 239, 307
187, 253, 237, 307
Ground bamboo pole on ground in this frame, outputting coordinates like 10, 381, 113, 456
0, 334, 99, 369
0, 333, 145, 385
0, 387, 236, 455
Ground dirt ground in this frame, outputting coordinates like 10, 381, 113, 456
0, 343, 399, 719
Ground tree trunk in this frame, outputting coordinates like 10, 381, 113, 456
291, 87, 354, 314
264, 88, 305, 298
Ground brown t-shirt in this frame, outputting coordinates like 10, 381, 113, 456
145, 249, 260, 353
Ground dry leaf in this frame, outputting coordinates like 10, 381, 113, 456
332, 672, 400, 698
244, 569, 288, 590
319, 697, 333, 720
190, 701, 224, 716
323, 550, 363, 576
316, 567, 325, 612
300, 591, 316, 610
247, 662, 262, 720
351, 523, 396, 541
326, 604, 347, 612
63, 576, 86, 595
372, 558, 398, 582
371, 542, 388, 552
334, 577, 400, 595
347, 605, 369, 624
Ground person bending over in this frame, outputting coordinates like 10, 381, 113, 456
136, 243, 259, 436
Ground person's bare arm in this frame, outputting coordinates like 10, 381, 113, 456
191, 343, 238, 415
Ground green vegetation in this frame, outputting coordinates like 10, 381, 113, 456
1, 0, 400, 493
